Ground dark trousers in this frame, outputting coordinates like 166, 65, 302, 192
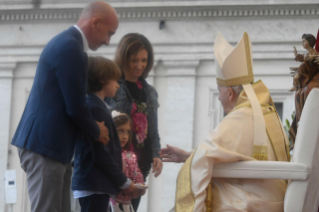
131, 197, 141, 211
131, 170, 148, 211
79, 194, 110, 212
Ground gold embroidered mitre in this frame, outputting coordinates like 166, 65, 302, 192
214, 32, 268, 161
214, 32, 254, 87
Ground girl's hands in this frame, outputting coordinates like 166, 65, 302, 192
152, 157, 163, 177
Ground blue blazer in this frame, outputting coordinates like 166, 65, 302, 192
11, 26, 100, 164
72, 94, 127, 194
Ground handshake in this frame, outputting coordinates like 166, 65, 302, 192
121, 181, 147, 199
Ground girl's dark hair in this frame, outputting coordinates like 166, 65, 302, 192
114, 33, 154, 79
112, 112, 132, 150
302, 34, 316, 48
87, 56, 122, 93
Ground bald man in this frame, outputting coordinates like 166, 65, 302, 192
11, 2, 139, 212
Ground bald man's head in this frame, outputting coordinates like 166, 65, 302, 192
77, 1, 119, 51
81, 1, 115, 19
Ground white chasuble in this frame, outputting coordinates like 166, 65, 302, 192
175, 81, 289, 212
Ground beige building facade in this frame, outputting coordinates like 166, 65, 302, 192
0, 0, 318, 211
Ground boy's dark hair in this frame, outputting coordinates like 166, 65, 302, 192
114, 33, 154, 79
302, 34, 316, 48
112, 112, 132, 151
87, 56, 122, 93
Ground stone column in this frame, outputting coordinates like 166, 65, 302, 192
158, 61, 199, 212
0, 63, 16, 212
144, 61, 167, 212
7, 62, 37, 212
192, 60, 225, 147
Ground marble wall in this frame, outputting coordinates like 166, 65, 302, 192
0, 1, 318, 212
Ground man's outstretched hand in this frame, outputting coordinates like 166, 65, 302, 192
96, 121, 109, 145
159, 144, 191, 163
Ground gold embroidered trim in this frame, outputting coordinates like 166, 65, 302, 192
233, 80, 264, 110
269, 98, 291, 161
216, 75, 254, 87
266, 128, 278, 161
252, 145, 268, 161
175, 148, 197, 212
205, 179, 213, 212
232, 81, 290, 162
244, 32, 253, 76
286, 144, 291, 161
264, 111, 288, 162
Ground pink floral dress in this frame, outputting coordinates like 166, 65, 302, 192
115, 150, 145, 205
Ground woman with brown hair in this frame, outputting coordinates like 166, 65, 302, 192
107, 33, 163, 211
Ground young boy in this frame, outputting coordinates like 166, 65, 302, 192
72, 56, 140, 212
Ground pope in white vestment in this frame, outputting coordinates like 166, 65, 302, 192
161, 32, 290, 212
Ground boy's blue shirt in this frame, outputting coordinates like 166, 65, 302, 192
72, 93, 127, 195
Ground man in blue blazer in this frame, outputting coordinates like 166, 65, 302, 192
11, 2, 136, 212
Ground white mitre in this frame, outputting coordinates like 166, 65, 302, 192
214, 32, 268, 156
214, 31, 254, 87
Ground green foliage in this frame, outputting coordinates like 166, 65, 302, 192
285, 119, 291, 129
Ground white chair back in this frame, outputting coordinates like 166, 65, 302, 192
284, 88, 319, 212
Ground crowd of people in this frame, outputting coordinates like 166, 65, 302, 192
10, 1, 319, 212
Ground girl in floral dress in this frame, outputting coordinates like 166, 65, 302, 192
112, 111, 146, 212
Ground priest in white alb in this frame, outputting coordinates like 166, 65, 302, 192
160, 32, 290, 212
